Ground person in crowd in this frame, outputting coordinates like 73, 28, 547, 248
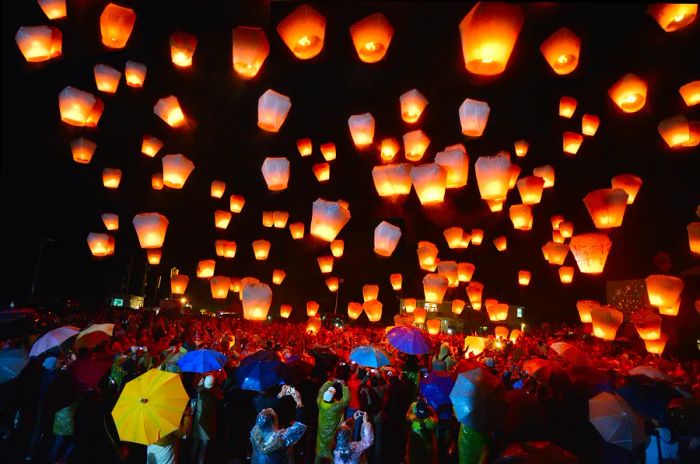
191, 374, 221, 464
251, 385, 307, 464
432, 342, 456, 372
316, 379, 350, 463
405, 398, 438, 464
333, 410, 374, 464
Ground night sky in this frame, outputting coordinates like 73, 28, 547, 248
2, 2, 699, 335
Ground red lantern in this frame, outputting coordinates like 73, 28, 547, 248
170, 31, 197, 68
232, 26, 269, 78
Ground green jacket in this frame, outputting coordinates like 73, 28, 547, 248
53, 403, 78, 436
315, 381, 350, 458
458, 423, 490, 464
405, 401, 438, 464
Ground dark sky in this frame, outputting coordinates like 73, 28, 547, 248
2, 1, 699, 331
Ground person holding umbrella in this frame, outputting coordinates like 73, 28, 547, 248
251, 385, 307, 464
315, 379, 350, 463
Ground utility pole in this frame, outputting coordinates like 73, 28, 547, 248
334, 278, 344, 315
153, 275, 161, 307
30, 238, 54, 302
125, 255, 134, 294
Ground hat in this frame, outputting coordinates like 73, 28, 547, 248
42, 356, 58, 370
204, 375, 215, 389
323, 386, 336, 402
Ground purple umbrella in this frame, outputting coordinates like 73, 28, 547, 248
386, 326, 432, 355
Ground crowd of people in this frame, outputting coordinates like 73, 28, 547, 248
0, 308, 699, 464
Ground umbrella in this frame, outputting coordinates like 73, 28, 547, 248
566, 365, 611, 397
451, 358, 486, 377
75, 323, 115, 348
236, 350, 284, 392
522, 359, 568, 388
280, 358, 314, 385
450, 367, 505, 432
69, 357, 113, 391
420, 371, 454, 419
628, 366, 669, 382
111, 369, 189, 445
494, 441, 580, 464
309, 346, 339, 371
589, 392, 645, 450
0, 348, 28, 383
29, 326, 80, 357
386, 326, 432, 355
349, 346, 391, 368
549, 342, 590, 366
177, 349, 227, 374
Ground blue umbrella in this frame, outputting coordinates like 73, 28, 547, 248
177, 349, 227, 374
386, 326, 432, 355
0, 348, 29, 384
450, 367, 505, 432
420, 371, 455, 420
349, 346, 391, 368
235, 350, 284, 392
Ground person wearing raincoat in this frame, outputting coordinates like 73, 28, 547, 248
405, 399, 438, 464
251, 385, 307, 464
332, 411, 374, 464
458, 423, 490, 464
315, 380, 350, 463
432, 342, 456, 372
191, 375, 221, 464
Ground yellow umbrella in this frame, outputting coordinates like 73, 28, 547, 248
111, 369, 189, 445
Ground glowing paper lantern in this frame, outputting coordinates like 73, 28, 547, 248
493, 236, 507, 251
258, 90, 291, 132
15, 26, 62, 62
413, 307, 427, 324
325, 277, 339, 293
540, 27, 580, 75
214, 210, 232, 230
559, 221, 574, 239
312, 163, 330, 182
559, 266, 574, 284
411, 163, 447, 205
688, 222, 700, 254
390, 273, 403, 291
210, 276, 231, 300
514, 140, 529, 158
551, 215, 565, 230
471, 229, 484, 245
99, 3, 135, 49
261, 157, 290, 191
59, 86, 103, 127
435, 148, 469, 188
362, 284, 379, 303
102, 168, 122, 189
132, 213, 168, 249
608, 74, 648, 113
417, 241, 439, 271
552, 230, 564, 243
591, 306, 623, 341
101, 213, 119, 231
272, 211, 289, 229
403, 130, 430, 162
509, 205, 533, 231
153, 96, 185, 127
238, 277, 259, 299
583, 188, 629, 229
437, 261, 459, 288
125, 61, 146, 87
542, 242, 569, 265
458, 2, 524, 76
399, 89, 427, 123
170, 31, 197, 67
151, 173, 163, 190
679, 80, 700, 106
659, 296, 681, 316
380, 138, 399, 162
582, 114, 600, 136
94, 64, 121, 94
242, 283, 272, 321
141, 135, 162, 158
329, 240, 344, 258
272, 269, 286, 285
559, 96, 577, 118
317, 256, 334, 274
459, 98, 490, 137
404, 298, 416, 314
516, 176, 545, 205
507, 164, 521, 191
647, 3, 697, 31
658, 115, 691, 148
280, 304, 292, 319
645, 334, 668, 354
196, 260, 215, 279
495, 326, 509, 339
570, 234, 612, 274
38, 0, 66, 20
232, 26, 269, 78
475, 153, 511, 200
348, 113, 375, 147
645, 274, 684, 309
320, 142, 336, 161
444, 227, 466, 249
611, 174, 642, 204
276, 4, 326, 60
170, 274, 189, 295
426, 319, 441, 335
464, 336, 486, 356
348, 302, 363, 320
230, 277, 242, 294
577, 300, 599, 323
518, 270, 531, 286
215, 240, 237, 258
71, 138, 96, 164
306, 301, 320, 317
532, 165, 555, 189
210, 180, 226, 199
350, 13, 394, 63
87, 233, 115, 257
684, 122, 700, 147
289, 222, 305, 239
563, 132, 583, 155
423, 274, 448, 304
225, 195, 244, 214
297, 138, 312, 157
162, 154, 194, 189
458, 263, 476, 282
452, 299, 466, 315
632, 309, 662, 341
488, 303, 509, 322
252, 240, 271, 260
509, 330, 521, 343
306, 317, 322, 335
372, 164, 412, 197
310, 199, 351, 242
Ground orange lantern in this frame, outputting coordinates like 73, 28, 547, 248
683, 121, 700, 147
325, 276, 339, 292
306, 316, 322, 335
551, 215, 565, 230
153, 95, 186, 127
310, 198, 351, 242
232, 26, 269, 78
210, 180, 226, 199
272, 269, 286, 285
125, 60, 147, 87
644, 334, 668, 355
279, 304, 292, 319
688, 222, 700, 254
452, 299, 466, 315
348, 302, 363, 320
647, 3, 697, 32
458, 263, 476, 283
563, 132, 584, 155
242, 283, 272, 321
495, 326, 509, 339
101, 213, 119, 231
518, 270, 531, 286
582, 114, 600, 136
306, 301, 320, 317
426, 319, 441, 335
170, 274, 189, 295
514, 140, 529, 158
399, 89, 428, 123
532, 165, 555, 188
261, 157, 290, 191
141, 135, 162, 158
464, 336, 486, 356
542, 242, 570, 265
413, 306, 427, 324
608, 74, 648, 113
645, 274, 684, 308
611, 174, 642, 204
437, 261, 459, 288
162, 154, 194, 189
576, 300, 599, 324
591, 306, 623, 341
659, 297, 681, 316
404, 298, 417, 314
363, 284, 379, 303
210, 276, 231, 299
273, 211, 289, 229
320, 142, 336, 161
444, 227, 466, 249
312, 162, 330, 182
151, 173, 164, 190
458, 2, 524, 76
276, 4, 326, 60
423, 274, 448, 304
70, 137, 96, 164
679, 80, 700, 106
38, 0, 66, 20
559, 266, 574, 284
94, 64, 121, 94
487, 303, 509, 322
99, 3, 135, 49
493, 236, 507, 251
435, 147, 469, 188
87, 233, 115, 257
170, 31, 197, 67
214, 211, 232, 229
540, 27, 580, 75
379, 138, 399, 162
59, 86, 103, 127
229, 194, 245, 213
509, 205, 532, 231
230, 277, 242, 294
403, 130, 430, 162
509, 329, 522, 343
348, 113, 375, 147
327, 240, 344, 258
15, 26, 62, 62
289, 222, 305, 239
102, 168, 122, 189
552, 230, 564, 244
258, 89, 291, 132
417, 241, 439, 271
350, 12, 394, 63
133, 213, 168, 249
317, 255, 334, 274
507, 164, 521, 190
252, 240, 271, 260
390, 273, 403, 291
559, 96, 577, 118
570, 234, 612, 274
215, 240, 237, 258
475, 153, 511, 200
297, 138, 312, 157
459, 98, 490, 137
487, 199, 503, 212
632, 308, 662, 341
559, 222, 574, 238
471, 229, 484, 245
411, 163, 446, 205
372, 164, 412, 197
239, 277, 260, 299
261, 211, 274, 228
516, 176, 545, 205
658, 115, 691, 148
583, 188, 629, 229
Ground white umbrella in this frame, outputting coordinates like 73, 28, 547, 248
589, 392, 645, 450
75, 323, 115, 348
628, 365, 669, 382
550, 341, 590, 366
29, 326, 80, 357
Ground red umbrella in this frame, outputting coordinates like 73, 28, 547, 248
69, 357, 112, 391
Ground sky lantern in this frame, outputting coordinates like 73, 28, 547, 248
591, 306, 623, 341
258, 89, 291, 132
684, 122, 700, 147
516, 176, 545, 205
403, 130, 430, 162
330, 240, 344, 258
151, 173, 164, 190
657, 115, 691, 148
471, 229, 484, 245
488, 303, 509, 322
59, 86, 103, 127
464, 336, 486, 356
252, 240, 271, 260
582, 114, 600, 136
507, 164, 521, 190
363, 284, 380, 302
348, 302, 363, 320
645, 335, 668, 355
214, 210, 232, 229
551, 215, 565, 230
232, 26, 269, 78
540, 27, 581, 75
645, 274, 684, 309
289, 222, 305, 239
380, 138, 399, 161
542, 242, 569, 265
458, 262, 476, 282
608, 74, 648, 113
214, 240, 236, 258
647, 3, 698, 31
475, 153, 511, 200
487, 199, 504, 212
87, 233, 115, 257
559, 266, 575, 284
372, 220, 403, 257
467, 283, 483, 310
417, 241, 439, 271
399, 89, 428, 123
242, 283, 272, 321
210, 276, 230, 299
532, 165, 555, 189
493, 235, 508, 251
261, 210, 272, 227
559, 96, 577, 118
101, 213, 119, 231
426, 319, 441, 335
297, 138, 312, 157
102, 168, 122, 189
170, 274, 189, 295
229, 194, 245, 213
459, 98, 490, 137
210, 180, 226, 199
632, 308, 662, 341
403, 298, 416, 314
411, 163, 447, 205
518, 270, 531, 286
452, 299, 466, 315
70, 137, 96, 164
170, 31, 197, 67
306, 317, 322, 335
276, 4, 326, 60
570, 233, 612, 274
444, 227, 466, 249
153, 95, 186, 127
132, 213, 168, 249
437, 261, 459, 288
15, 26, 62, 62
325, 276, 339, 292
435, 148, 468, 188
658, 297, 680, 316
239, 277, 260, 299
510, 204, 533, 231
611, 174, 642, 204
100, 3, 135, 49
350, 12, 394, 63
423, 274, 448, 304
94, 64, 121, 94
563, 132, 584, 155
576, 300, 599, 323
317, 255, 334, 274
458, 2, 524, 76
316, 143, 335, 162
312, 162, 330, 182
310, 198, 351, 242
279, 304, 292, 319
372, 164, 412, 197
514, 140, 529, 158
162, 154, 195, 189
348, 113, 375, 147
272, 269, 286, 285
38, 0, 66, 20
141, 135, 162, 158
229, 277, 241, 294
552, 230, 564, 244
306, 301, 320, 317
125, 60, 147, 87
688, 222, 700, 254
509, 330, 521, 343
261, 157, 290, 191
583, 188, 629, 228
273, 211, 289, 228
559, 221, 574, 238
495, 326, 509, 339
679, 80, 700, 106
390, 273, 403, 291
